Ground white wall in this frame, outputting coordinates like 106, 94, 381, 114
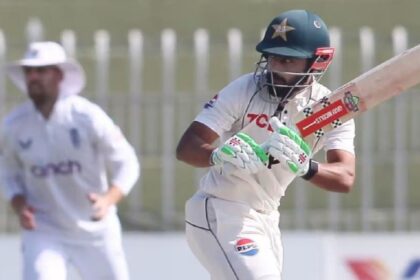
1, 232, 420, 279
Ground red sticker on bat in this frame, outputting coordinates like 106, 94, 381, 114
296, 100, 349, 137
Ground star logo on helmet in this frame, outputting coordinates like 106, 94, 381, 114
271, 18, 295, 41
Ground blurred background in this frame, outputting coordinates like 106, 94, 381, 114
0, 0, 420, 279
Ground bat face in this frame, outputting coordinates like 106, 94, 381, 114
295, 83, 363, 142
293, 44, 420, 143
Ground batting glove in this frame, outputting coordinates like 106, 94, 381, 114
211, 132, 268, 175
263, 117, 312, 176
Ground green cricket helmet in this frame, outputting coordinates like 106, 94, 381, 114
256, 9, 331, 60
254, 10, 334, 101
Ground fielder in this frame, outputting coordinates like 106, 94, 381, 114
176, 10, 356, 279
0, 41, 140, 280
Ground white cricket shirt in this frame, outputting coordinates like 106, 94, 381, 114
195, 73, 355, 212
0, 95, 140, 239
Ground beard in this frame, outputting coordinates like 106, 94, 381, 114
27, 82, 50, 105
266, 73, 309, 99
28, 82, 44, 94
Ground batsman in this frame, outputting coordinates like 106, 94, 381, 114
176, 9, 356, 280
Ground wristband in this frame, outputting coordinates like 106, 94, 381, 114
301, 159, 319, 180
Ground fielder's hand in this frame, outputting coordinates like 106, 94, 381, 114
11, 195, 36, 230
88, 193, 112, 221
211, 132, 268, 175
264, 117, 312, 176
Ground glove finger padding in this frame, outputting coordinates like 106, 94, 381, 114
211, 132, 268, 175
265, 117, 312, 176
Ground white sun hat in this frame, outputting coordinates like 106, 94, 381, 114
7, 41, 86, 97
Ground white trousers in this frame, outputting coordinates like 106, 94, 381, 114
21, 228, 129, 280
185, 191, 283, 280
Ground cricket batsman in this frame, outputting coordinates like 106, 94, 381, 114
176, 9, 356, 279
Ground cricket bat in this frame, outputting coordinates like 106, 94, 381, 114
294, 44, 420, 144
223, 45, 420, 174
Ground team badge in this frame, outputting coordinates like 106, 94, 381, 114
235, 238, 259, 256
18, 139, 32, 150
271, 18, 295, 41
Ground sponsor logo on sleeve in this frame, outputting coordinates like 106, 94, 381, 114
204, 94, 218, 109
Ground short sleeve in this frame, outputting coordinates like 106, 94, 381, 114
195, 75, 251, 136
323, 119, 355, 155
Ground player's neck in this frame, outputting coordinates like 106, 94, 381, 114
33, 96, 58, 119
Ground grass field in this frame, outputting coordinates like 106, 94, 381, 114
1, 0, 420, 231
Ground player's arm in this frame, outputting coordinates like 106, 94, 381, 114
92, 105, 140, 196
0, 125, 36, 229
88, 124, 138, 220
176, 121, 219, 168
307, 149, 355, 193
86, 105, 140, 220
176, 121, 268, 174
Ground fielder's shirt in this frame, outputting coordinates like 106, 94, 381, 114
0, 95, 139, 240
195, 73, 355, 213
